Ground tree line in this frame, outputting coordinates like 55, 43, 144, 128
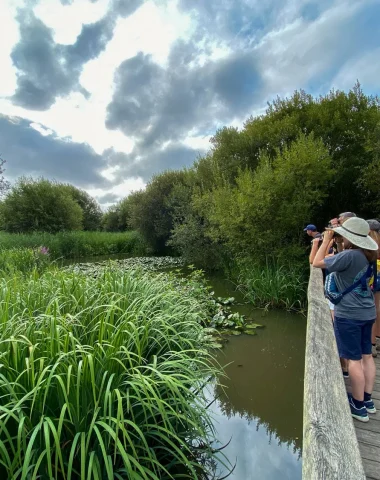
1, 83, 380, 273
0, 178, 103, 233
105, 83, 380, 269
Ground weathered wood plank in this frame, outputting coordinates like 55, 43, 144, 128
361, 458, 380, 480
355, 419, 380, 433
303, 266, 366, 479
358, 442, 380, 464
355, 427, 380, 447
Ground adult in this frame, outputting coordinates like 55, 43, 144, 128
368, 219, 380, 357
313, 217, 378, 422
330, 212, 357, 252
304, 224, 322, 241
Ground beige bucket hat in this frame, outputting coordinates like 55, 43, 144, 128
333, 217, 378, 251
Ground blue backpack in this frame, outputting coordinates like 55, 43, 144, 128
324, 262, 376, 306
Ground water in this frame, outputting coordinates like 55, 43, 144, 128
66, 257, 306, 479
206, 274, 305, 479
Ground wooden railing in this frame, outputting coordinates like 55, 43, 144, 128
303, 266, 366, 479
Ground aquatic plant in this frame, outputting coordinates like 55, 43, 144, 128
238, 259, 308, 312
0, 267, 222, 479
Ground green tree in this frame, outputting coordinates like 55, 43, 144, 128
196, 133, 335, 261
0, 178, 83, 233
101, 206, 121, 232
128, 171, 187, 253
61, 184, 102, 231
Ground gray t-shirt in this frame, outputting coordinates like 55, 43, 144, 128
324, 249, 376, 320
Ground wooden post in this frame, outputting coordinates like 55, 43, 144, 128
303, 266, 366, 479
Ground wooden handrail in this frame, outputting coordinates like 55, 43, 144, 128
302, 266, 366, 479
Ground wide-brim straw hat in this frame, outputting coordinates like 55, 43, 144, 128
333, 217, 378, 251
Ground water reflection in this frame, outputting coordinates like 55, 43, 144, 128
210, 310, 305, 479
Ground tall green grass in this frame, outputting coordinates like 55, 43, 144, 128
0, 268, 220, 479
0, 230, 148, 259
238, 259, 308, 311
0, 247, 52, 275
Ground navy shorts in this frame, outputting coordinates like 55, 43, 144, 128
334, 316, 375, 360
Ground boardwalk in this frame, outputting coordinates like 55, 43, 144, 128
345, 354, 380, 480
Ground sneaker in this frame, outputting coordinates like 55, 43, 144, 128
342, 370, 349, 379
364, 399, 377, 414
348, 395, 369, 422
372, 344, 378, 357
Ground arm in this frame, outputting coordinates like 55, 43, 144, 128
313, 231, 335, 268
309, 238, 320, 264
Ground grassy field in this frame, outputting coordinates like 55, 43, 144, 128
0, 230, 148, 259
0, 266, 221, 479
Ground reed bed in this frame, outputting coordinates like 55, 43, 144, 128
0, 230, 147, 259
0, 267, 220, 479
238, 259, 308, 312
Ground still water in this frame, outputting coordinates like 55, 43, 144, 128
206, 275, 305, 480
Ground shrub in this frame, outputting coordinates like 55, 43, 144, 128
0, 268, 220, 479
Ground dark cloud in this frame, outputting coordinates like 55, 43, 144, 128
97, 192, 120, 204
11, 0, 144, 110
104, 143, 200, 180
0, 114, 108, 188
106, 47, 261, 150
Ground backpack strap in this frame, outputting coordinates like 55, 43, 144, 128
339, 262, 374, 297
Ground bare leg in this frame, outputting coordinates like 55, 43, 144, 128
349, 360, 365, 401
362, 354, 376, 394
340, 357, 348, 373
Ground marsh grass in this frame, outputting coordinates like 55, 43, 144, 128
0, 247, 52, 275
238, 259, 308, 312
0, 267, 222, 479
0, 230, 147, 259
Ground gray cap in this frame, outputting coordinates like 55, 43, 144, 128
367, 219, 380, 232
339, 212, 356, 219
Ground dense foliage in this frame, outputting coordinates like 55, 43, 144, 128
0, 267, 221, 479
0, 230, 147, 259
0, 178, 102, 233
106, 84, 380, 308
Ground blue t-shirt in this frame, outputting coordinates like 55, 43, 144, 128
324, 249, 376, 321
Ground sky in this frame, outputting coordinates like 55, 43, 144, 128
1, 0, 379, 207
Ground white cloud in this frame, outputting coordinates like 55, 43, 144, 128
1, 0, 380, 205
88, 176, 146, 207
34, 0, 110, 45
0, 0, 22, 97
331, 47, 380, 91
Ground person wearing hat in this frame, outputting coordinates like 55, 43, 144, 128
305, 224, 323, 265
313, 217, 378, 423
367, 219, 380, 357
304, 224, 322, 241
330, 212, 357, 252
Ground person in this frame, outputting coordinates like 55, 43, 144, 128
313, 217, 378, 422
330, 212, 357, 252
368, 219, 380, 357
304, 224, 322, 241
